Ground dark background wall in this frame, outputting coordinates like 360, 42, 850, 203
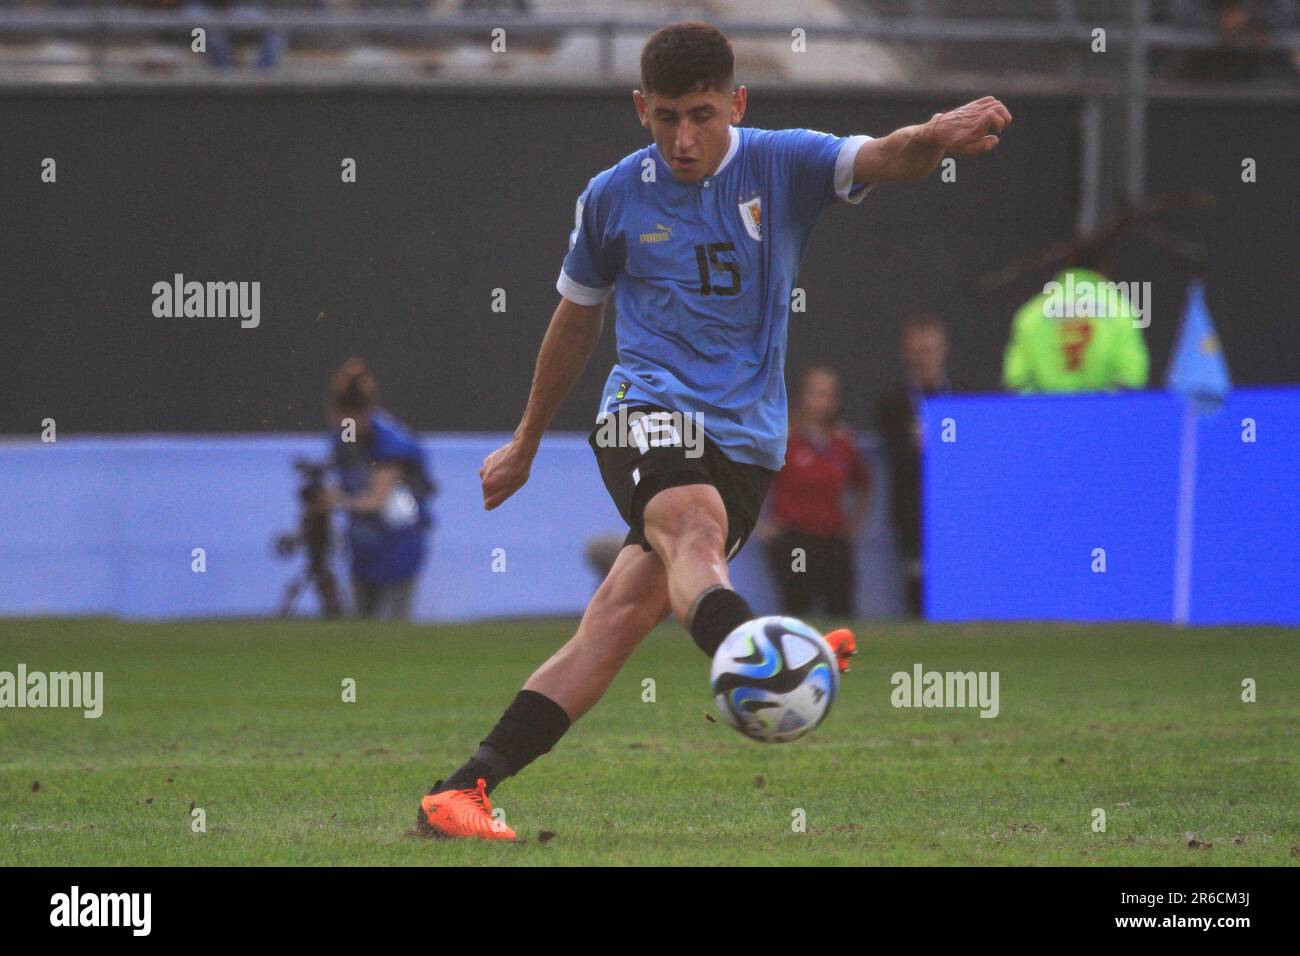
2, 88, 1295, 436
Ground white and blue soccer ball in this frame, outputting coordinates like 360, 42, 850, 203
710, 616, 839, 743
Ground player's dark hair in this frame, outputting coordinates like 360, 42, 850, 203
640, 22, 735, 98
330, 357, 378, 416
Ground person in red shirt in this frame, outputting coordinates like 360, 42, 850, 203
762, 366, 871, 617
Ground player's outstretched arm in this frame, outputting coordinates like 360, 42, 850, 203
853, 96, 1012, 184
479, 295, 607, 510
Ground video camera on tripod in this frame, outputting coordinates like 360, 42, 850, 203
273, 457, 342, 618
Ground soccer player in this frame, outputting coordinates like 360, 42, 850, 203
418, 21, 1010, 840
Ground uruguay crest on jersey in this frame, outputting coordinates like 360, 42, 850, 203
738, 191, 763, 241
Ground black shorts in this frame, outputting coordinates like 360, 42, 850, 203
588, 405, 775, 561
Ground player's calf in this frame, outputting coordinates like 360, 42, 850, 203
685, 583, 756, 658
430, 688, 571, 801
417, 545, 670, 836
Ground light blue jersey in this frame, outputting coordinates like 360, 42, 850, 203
558, 125, 873, 470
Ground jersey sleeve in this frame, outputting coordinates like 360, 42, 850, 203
556, 174, 618, 306
370, 419, 421, 467
769, 128, 874, 220
1002, 303, 1038, 393
1109, 310, 1151, 389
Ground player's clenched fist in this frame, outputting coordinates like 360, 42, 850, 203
480, 438, 534, 510
921, 96, 1012, 156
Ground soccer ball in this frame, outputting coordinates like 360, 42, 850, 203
710, 616, 839, 743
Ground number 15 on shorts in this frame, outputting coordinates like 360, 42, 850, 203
629, 411, 682, 453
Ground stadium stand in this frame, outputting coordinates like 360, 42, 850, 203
0, 0, 1294, 87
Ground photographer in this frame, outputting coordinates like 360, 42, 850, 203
322, 358, 435, 621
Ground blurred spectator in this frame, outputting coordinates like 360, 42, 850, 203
763, 366, 870, 618
1170, 0, 1297, 81
324, 358, 435, 620
182, 0, 288, 70
461, 0, 530, 13
877, 316, 954, 618
1002, 260, 1150, 394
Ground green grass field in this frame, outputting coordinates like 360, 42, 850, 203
2, 617, 1297, 866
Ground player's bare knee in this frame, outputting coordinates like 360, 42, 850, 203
645, 500, 727, 566
666, 507, 727, 566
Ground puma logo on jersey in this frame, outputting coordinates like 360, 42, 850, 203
639, 223, 673, 244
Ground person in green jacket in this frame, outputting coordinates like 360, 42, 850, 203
1002, 266, 1150, 393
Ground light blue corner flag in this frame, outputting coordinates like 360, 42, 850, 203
1167, 279, 1230, 625
1166, 279, 1231, 407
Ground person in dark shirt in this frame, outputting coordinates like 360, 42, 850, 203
876, 316, 954, 618
323, 358, 434, 620
763, 366, 870, 617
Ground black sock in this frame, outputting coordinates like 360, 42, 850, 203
688, 586, 753, 658
435, 752, 508, 796
436, 690, 572, 796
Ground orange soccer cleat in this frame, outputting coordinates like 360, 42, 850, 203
417, 778, 516, 841
823, 628, 858, 674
